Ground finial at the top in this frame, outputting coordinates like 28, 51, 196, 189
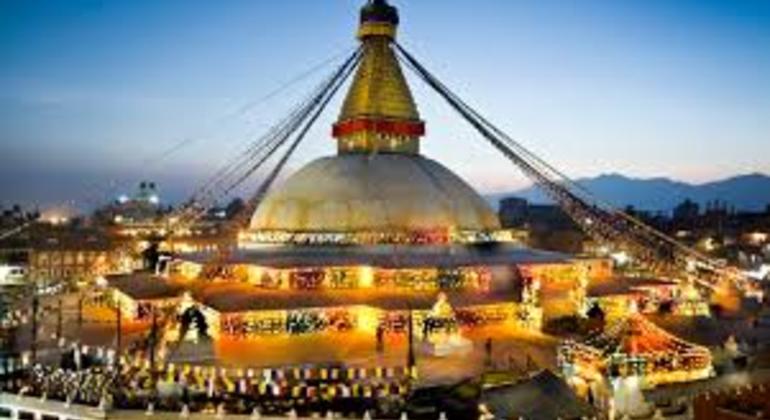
358, 0, 399, 40
361, 0, 399, 25
333, 0, 424, 155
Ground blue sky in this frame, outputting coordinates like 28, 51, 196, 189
1, 0, 769, 210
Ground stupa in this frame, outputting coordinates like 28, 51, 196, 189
116, 0, 591, 341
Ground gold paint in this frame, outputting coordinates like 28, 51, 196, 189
358, 22, 397, 40
337, 130, 418, 154
339, 38, 420, 124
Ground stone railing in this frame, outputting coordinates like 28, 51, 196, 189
1, 393, 449, 420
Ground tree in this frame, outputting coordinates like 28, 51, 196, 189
586, 303, 606, 333
225, 198, 246, 219
587, 303, 605, 321
142, 241, 161, 271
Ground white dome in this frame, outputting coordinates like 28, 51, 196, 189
249, 154, 500, 233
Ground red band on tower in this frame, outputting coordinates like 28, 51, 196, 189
333, 118, 426, 138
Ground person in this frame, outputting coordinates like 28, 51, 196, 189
484, 338, 492, 368
375, 325, 385, 354
507, 353, 521, 375
526, 354, 537, 372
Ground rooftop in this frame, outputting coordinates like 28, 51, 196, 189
194, 282, 522, 313
188, 243, 571, 269
580, 313, 710, 357
587, 277, 679, 298
106, 273, 189, 301
481, 369, 596, 420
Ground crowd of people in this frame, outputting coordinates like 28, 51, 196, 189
2, 356, 413, 418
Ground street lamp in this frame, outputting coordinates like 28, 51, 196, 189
77, 292, 84, 335
56, 297, 63, 343
115, 301, 122, 369
30, 291, 39, 364
407, 305, 415, 378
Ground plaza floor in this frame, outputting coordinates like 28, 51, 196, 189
19, 291, 770, 388
213, 325, 559, 385
13, 293, 560, 386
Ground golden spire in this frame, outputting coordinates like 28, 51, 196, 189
333, 0, 425, 155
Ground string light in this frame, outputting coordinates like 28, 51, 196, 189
559, 313, 712, 388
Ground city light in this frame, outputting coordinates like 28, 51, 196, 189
0, 0, 766, 418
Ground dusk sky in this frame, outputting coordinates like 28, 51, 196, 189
1, 0, 769, 211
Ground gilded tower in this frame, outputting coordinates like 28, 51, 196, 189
248, 0, 499, 236
333, 0, 425, 155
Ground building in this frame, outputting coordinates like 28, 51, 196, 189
559, 312, 713, 391
170, 0, 549, 339
480, 370, 597, 420
97, 181, 164, 225
27, 227, 128, 285
521, 257, 613, 320
109, 273, 188, 319
673, 198, 700, 223
0, 265, 26, 287
693, 383, 770, 419
498, 198, 589, 253
111, 0, 612, 342
586, 276, 710, 319
498, 197, 528, 228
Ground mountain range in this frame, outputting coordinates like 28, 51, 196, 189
488, 173, 770, 213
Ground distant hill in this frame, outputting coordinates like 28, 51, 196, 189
488, 173, 770, 213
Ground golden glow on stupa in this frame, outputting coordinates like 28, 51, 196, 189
334, 0, 424, 155
245, 0, 500, 244
117, 0, 572, 341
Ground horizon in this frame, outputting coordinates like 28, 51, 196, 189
5, 170, 770, 216
1, 0, 769, 210
482, 170, 770, 195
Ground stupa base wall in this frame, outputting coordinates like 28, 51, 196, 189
208, 302, 541, 339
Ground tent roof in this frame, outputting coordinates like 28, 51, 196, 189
481, 370, 596, 420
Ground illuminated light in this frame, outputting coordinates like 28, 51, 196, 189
700, 237, 718, 252
180, 262, 203, 279
355, 306, 381, 333
239, 228, 521, 247
359, 266, 375, 288
247, 266, 265, 284
610, 251, 630, 266
627, 300, 639, 314
46, 215, 66, 225
559, 313, 713, 389
747, 232, 768, 245
149, 194, 160, 205
745, 264, 770, 281
118, 195, 129, 204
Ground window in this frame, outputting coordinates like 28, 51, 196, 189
18, 411, 34, 420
